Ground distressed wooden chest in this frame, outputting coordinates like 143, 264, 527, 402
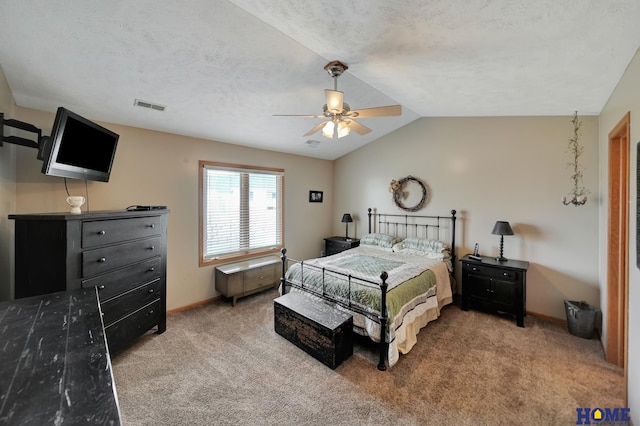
274, 292, 353, 369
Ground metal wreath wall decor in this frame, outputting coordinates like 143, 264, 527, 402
389, 175, 428, 212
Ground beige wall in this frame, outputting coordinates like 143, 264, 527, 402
334, 115, 600, 321
599, 48, 639, 423
12, 107, 334, 310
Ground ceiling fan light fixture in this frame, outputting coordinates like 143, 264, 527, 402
325, 89, 344, 114
322, 121, 335, 138
275, 60, 401, 140
337, 121, 350, 138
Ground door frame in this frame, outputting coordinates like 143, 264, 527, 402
606, 112, 629, 382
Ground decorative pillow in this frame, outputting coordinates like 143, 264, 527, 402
359, 233, 403, 249
396, 248, 451, 261
396, 237, 447, 253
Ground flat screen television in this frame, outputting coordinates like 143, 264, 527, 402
40, 107, 119, 182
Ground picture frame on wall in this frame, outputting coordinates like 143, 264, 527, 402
309, 190, 323, 203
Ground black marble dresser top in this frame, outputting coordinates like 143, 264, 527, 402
0, 288, 122, 425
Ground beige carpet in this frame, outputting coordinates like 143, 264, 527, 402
111, 289, 624, 425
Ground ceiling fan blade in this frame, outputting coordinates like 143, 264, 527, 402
303, 121, 328, 136
273, 114, 325, 118
349, 105, 402, 118
347, 119, 371, 135
325, 90, 344, 113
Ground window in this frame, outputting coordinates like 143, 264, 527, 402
199, 161, 284, 265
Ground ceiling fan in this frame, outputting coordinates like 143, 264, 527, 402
274, 61, 402, 139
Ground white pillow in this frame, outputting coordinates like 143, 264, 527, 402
360, 233, 403, 249
395, 237, 448, 253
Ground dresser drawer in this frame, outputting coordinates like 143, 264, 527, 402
101, 279, 162, 327
82, 237, 160, 277
105, 299, 161, 353
82, 216, 163, 248
465, 263, 518, 282
244, 263, 277, 292
82, 257, 161, 302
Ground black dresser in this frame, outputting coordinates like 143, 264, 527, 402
460, 254, 529, 327
9, 209, 169, 353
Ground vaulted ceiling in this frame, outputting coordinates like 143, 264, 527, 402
1, 1, 640, 160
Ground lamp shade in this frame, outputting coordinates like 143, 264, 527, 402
341, 213, 353, 223
322, 121, 335, 138
491, 221, 514, 236
337, 121, 350, 138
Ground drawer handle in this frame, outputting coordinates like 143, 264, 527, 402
98, 285, 105, 290
148, 267, 155, 272
148, 288, 154, 293
148, 310, 154, 316
147, 223, 155, 228
503, 272, 509, 276
472, 267, 478, 271
97, 230, 106, 235
98, 257, 106, 263
148, 245, 155, 251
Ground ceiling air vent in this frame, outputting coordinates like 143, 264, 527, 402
134, 99, 166, 112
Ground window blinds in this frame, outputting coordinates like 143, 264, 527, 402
203, 164, 283, 260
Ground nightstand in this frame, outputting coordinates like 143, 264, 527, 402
324, 236, 360, 256
460, 254, 529, 327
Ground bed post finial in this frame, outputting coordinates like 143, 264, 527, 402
450, 210, 457, 266
280, 248, 287, 295
368, 208, 373, 234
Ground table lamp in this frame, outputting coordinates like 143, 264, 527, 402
341, 213, 353, 240
491, 221, 514, 261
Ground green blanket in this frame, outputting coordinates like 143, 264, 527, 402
285, 253, 438, 323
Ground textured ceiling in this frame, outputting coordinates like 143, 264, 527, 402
1, 1, 640, 160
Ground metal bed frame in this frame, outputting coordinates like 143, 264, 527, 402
280, 208, 457, 370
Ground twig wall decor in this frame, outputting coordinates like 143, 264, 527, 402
389, 176, 428, 212
562, 111, 590, 206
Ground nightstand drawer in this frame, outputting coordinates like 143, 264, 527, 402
324, 237, 360, 256
325, 240, 344, 253
465, 263, 518, 281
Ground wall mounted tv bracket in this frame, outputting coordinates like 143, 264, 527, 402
0, 112, 43, 150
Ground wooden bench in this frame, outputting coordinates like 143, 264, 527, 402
274, 292, 353, 369
215, 256, 280, 306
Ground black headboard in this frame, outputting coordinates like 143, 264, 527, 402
367, 208, 457, 265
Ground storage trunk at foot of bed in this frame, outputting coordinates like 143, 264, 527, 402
274, 292, 353, 369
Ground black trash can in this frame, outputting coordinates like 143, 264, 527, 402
564, 300, 599, 339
